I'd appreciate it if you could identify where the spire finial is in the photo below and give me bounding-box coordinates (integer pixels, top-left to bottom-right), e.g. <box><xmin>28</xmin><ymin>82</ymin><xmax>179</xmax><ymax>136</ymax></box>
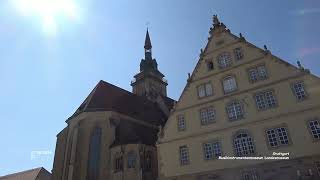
<box><xmin>213</xmin><ymin>15</ymin><xmax>220</xmax><ymax>26</ymax></box>
<box><xmin>144</xmin><ymin>29</ymin><xmax>152</xmax><ymax>50</ymax></box>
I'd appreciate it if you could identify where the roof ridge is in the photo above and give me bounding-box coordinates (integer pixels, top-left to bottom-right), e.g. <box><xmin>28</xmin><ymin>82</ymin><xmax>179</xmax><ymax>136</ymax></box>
<box><xmin>0</xmin><ymin>167</ymin><xmax>43</xmax><ymax>178</ymax></box>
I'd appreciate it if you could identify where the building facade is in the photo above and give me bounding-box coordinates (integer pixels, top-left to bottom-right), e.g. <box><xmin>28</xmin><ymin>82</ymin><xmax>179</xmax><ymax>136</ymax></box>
<box><xmin>51</xmin><ymin>31</ymin><xmax>175</xmax><ymax>180</ymax></box>
<box><xmin>157</xmin><ymin>16</ymin><xmax>320</xmax><ymax>180</ymax></box>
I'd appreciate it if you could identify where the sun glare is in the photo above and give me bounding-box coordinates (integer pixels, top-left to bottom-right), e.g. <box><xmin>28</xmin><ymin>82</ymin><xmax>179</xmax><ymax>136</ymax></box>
<box><xmin>13</xmin><ymin>0</ymin><xmax>79</xmax><ymax>36</ymax></box>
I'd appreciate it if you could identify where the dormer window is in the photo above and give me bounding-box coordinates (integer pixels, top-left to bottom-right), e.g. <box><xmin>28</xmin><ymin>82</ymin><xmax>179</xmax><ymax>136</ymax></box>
<box><xmin>217</xmin><ymin>52</ymin><xmax>232</xmax><ymax>69</ymax></box>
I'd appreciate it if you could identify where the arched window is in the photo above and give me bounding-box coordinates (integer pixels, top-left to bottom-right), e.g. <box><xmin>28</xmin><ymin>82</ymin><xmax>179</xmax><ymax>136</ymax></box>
<box><xmin>114</xmin><ymin>153</ymin><xmax>123</xmax><ymax>172</ymax></box>
<box><xmin>223</xmin><ymin>76</ymin><xmax>237</xmax><ymax>93</ymax></box>
<box><xmin>217</xmin><ymin>52</ymin><xmax>231</xmax><ymax>69</ymax></box>
<box><xmin>127</xmin><ymin>151</ymin><xmax>136</xmax><ymax>169</ymax></box>
<box><xmin>145</xmin><ymin>151</ymin><xmax>152</xmax><ymax>170</ymax></box>
<box><xmin>233</xmin><ymin>132</ymin><xmax>255</xmax><ymax>157</ymax></box>
<box><xmin>86</xmin><ymin>127</ymin><xmax>102</xmax><ymax>180</ymax></box>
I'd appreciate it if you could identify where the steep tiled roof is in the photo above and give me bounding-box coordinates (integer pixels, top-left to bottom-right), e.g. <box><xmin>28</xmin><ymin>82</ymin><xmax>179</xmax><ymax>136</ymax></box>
<box><xmin>72</xmin><ymin>80</ymin><xmax>174</xmax><ymax>126</ymax></box>
<box><xmin>0</xmin><ymin>167</ymin><xmax>51</xmax><ymax>180</ymax></box>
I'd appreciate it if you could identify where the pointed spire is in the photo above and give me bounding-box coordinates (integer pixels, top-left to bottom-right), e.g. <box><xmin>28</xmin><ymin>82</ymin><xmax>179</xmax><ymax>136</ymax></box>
<box><xmin>144</xmin><ymin>29</ymin><xmax>152</xmax><ymax>50</ymax></box>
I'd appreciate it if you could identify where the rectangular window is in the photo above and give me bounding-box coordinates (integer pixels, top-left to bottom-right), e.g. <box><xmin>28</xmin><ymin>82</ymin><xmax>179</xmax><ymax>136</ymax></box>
<box><xmin>255</xmin><ymin>90</ymin><xmax>277</xmax><ymax>110</ymax></box>
<box><xmin>223</xmin><ymin>76</ymin><xmax>237</xmax><ymax>93</ymax></box>
<box><xmin>200</xmin><ymin>107</ymin><xmax>215</xmax><ymax>125</ymax></box>
<box><xmin>308</xmin><ymin>119</ymin><xmax>320</xmax><ymax>140</ymax></box>
<box><xmin>241</xmin><ymin>169</ymin><xmax>259</xmax><ymax>180</ymax></box>
<box><xmin>248</xmin><ymin>65</ymin><xmax>268</xmax><ymax>83</ymax></box>
<box><xmin>197</xmin><ymin>83</ymin><xmax>213</xmax><ymax>98</ymax></box>
<box><xmin>292</xmin><ymin>81</ymin><xmax>307</xmax><ymax>101</ymax></box>
<box><xmin>266</xmin><ymin>127</ymin><xmax>289</xmax><ymax>148</ymax></box>
<box><xmin>234</xmin><ymin>47</ymin><xmax>244</xmax><ymax>60</ymax></box>
<box><xmin>203</xmin><ymin>141</ymin><xmax>222</xmax><ymax>160</ymax></box>
<box><xmin>179</xmin><ymin>145</ymin><xmax>189</xmax><ymax>165</ymax></box>
<box><xmin>226</xmin><ymin>101</ymin><xmax>244</xmax><ymax>121</ymax></box>
<box><xmin>315</xmin><ymin>161</ymin><xmax>320</xmax><ymax>177</ymax></box>
<box><xmin>177</xmin><ymin>114</ymin><xmax>186</xmax><ymax>131</ymax></box>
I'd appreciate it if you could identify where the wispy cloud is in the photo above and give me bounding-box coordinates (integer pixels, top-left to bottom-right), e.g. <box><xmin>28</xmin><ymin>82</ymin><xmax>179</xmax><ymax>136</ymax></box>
<box><xmin>299</xmin><ymin>47</ymin><xmax>320</xmax><ymax>57</ymax></box>
<box><xmin>297</xmin><ymin>8</ymin><xmax>320</xmax><ymax>15</ymax></box>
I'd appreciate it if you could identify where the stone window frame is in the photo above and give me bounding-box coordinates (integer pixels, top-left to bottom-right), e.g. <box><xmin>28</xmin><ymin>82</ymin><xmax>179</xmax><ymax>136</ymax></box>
<box><xmin>315</xmin><ymin>161</ymin><xmax>320</xmax><ymax>177</ymax></box>
<box><xmin>114</xmin><ymin>152</ymin><xmax>123</xmax><ymax>172</ymax></box>
<box><xmin>197</xmin><ymin>82</ymin><xmax>214</xmax><ymax>99</ymax></box>
<box><xmin>127</xmin><ymin>151</ymin><xmax>136</xmax><ymax>169</ymax></box>
<box><xmin>217</xmin><ymin>52</ymin><xmax>232</xmax><ymax>69</ymax></box>
<box><xmin>199</xmin><ymin>106</ymin><xmax>216</xmax><ymax>125</ymax></box>
<box><xmin>177</xmin><ymin>114</ymin><xmax>186</xmax><ymax>131</ymax></box>
<box><xmin>291</xmin><ymin>80</ymin><xmax>308</xmax><ymax>102</ymax></box>
<box><xmin>306</xmin><ymin>118</ymin><xmax>320</xmax><ymax>141</ymax></box>
<box><xmin>264</xmin><ymin>124</ymin><xmax>292</xmax><ymax>149</ymax></box>
<box><xmin>226</xmin><ymin>99</ymin><xmax>245</xmax><ymax>121</ymax></box>
<box><xmin>232</xmin><ymin>130</ymin><xmax>256</xmax><ymax>157</ymax></box>
<box><xmin>246</xmin><ymin>63</ymin><xmax>268</xmax><ymax>83</ymax></box>
<box><xmin>253</xmin><ymin>89</ymin><xmax>278</xmax><ymax>111</ymax></box>
<box><xmin>202</xmin><ymin>139</ymin><xmax>222</xmax><ymax>160</ymax></box>
<box><xmin>179</xmin><ymin>145</ymin><xmax>190</xmax><ymax>166</ymax></box>
<box><xmin>222</xmin><ymin>75</ymin><xmax>238</xmax><ymax>94</ymax></box>
<box><xmin>234</xmin><ymin>47</ymin><xmax>244</xmax><ymax>61</ymax></box>
<box><xmin>240</xmin><ymin>168</ymin><xmax>259</xmax><ymax>180</ymax></box>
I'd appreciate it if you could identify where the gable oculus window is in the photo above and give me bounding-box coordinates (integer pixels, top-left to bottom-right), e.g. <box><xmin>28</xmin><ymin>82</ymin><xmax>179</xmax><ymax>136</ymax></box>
<box><xmin>233</xmin><ymin>132</ymin><xmax>255</xmax><ymax>157</ymax></box>
<box><xmin>200</xmin><ymin>107</ymin><xmax>215</xmax><ymax>125</ymax></box>
<box><xmin>234</xmin><ymin>47</ymin><xmax>244</xmax><ymax>60</ymax></box>
<box><xmin>248</xmin><ymin>65</ymin><xmax>268</xmax><ymax>83</ymax></box>
<box><xmin>308</xmin><ymin>119</ymin><xmax>320</xmax><ymax>140</ymax></box>
<box><xmin>203</xmin><ymin>141</ymin><xmax>222</xmax><ymax>160</ymax></box>
<box><xmin>217</xmin><ymin>52</ymin><xmax>232</xmax><ymax>69</ymax></box>
<box><xmin>177</xmin><ymin>114</ymin><xmax>186</xmax><ymax>131</ymax></box>
<box><xmin>226</xmin><ymin>100</ymin><xmax>244</xmax><ymax>121</ymax></box>
<box><xmin>179</xmin><ymin>145</ymin><xmax>189</xmax><ymax>165</ymax></box>
<box><xmin>255</xmin><ymin>90</ymin><xmax>277</xmax><ymax>110</ymax></box>
<box><xmin>197</xmin><ymin>83</ymin><xmax>213</xmax><ymax>98</ymax></box>
<box><xmin>223</xmin><ymin>76</ymin><xmax>237</xmax><ymax>93</ymax></box>
<box><xmin>266</xmin><ymin>127</ymin><xmax>290</xmax><ymax>148</ymax></box>
<box><xmin>292</xmin><ymin>81</ymin><xmax>307</xmax><ymax>101</ymax></box>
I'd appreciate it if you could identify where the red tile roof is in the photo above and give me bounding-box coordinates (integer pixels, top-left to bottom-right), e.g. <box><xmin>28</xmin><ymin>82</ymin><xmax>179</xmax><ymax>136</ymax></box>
<box><xmin>0</xmin><ymin>167</ymin><xmax>51</xmax><ymax>180</ymax></box>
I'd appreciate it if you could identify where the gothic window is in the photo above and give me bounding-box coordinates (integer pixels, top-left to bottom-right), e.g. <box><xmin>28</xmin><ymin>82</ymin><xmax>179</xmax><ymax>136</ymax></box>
<box><xmin>315</xmin><ymin>161</ymin><xmax>320</xmax><ymax>177</ymax></box>
<box><xmin>177</xmin><ymin>114</ymin><xmax>186</xmax><ymax>131</ymax></box>
<box><xmin>241</xmin><ymin>169</ymin><xmax>259</xmax><ymax>180</ymax></box>
<box><xmin>127</xmin><ymin>151</ymin><xmax>136</xmax><ymax>169</ymax></box>
<box><xmin>292</xmin><ymin>81</ymin><xmax>307</xmax><ymax>101</ymax></box>
<box><xmin>114</xmin><ymin>153</ymin><xmax>123</xmax><ymax>172</ymax></box>
<box><xmin>203</xmin><ymin>141</ymin><xmax>222</xmax><ymax>160</ymax></box>
<box><xmin>234</xmin><ymin>47</ymin><xmax>244</xmax><ymax>60</ymax></box>
<box><xmin>266</xmin><ymin>127</ymin><xmax>290</xmax><ymax>148</ymax></box>
<box><xmin>308</xmin><ymin>119</ymin><xmax>320</xmax><ymax>140</ymax></box>
<box><xmin>226</xmin><ymin>100</ymin><xmax>244</xmax><ymax>121</ymax></box>
<box><xmin>248</xmin><ymin>65</ymin><xmax>268</xmax><ymax>83</ymax></box>
<box><xmin>86</xmin><ymin>127</ymin><xmax>102</xmax><ymax>180</ymax></box>
<box><xmin>200</xmin><ymin>107</ymin><xmax>215</xmax><ymax>125</ymax></box>
<box><xmin>223</xmin><ymin>76</ymin><xmax>237</xmax><ymax>93</ymax></box>
<box><xmin>197</xmin><ymin>83</ymin><xmax>213</xmax><ymax>98</ymax></box>
<box><xmin>145</xmin><ymin>151</ymin><xmax>152</xmax><ymax>170</ymax></box>
<box><xmin>179</xmin><ymin>145</ymin><xmax>189</xmax><ymax>165</ymax></box>
<box><xmin>217</xmin><ymin>52</ymin><xmax>232</xmax><ymax>69</ymax></box>
<box><xmin>233</xmin><ymin>132</ymin><xmax>255</xmax><ymax>157</ymax></box>
<box><xmin>255</xmin><ymin>90</ymin><xmax>277</xmax><ymax>110</ymax></box>
<box><xmin>207</xmin><ymin>61</ymin><xmax>214</xmax><ymax>71</ymax></box>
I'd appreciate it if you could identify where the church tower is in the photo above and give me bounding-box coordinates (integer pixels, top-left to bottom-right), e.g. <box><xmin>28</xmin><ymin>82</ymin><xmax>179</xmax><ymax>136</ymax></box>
<box><xmin>131</xmin><ymin>30</ymin><xmax>168</xmax><ymax>97</ymax></box>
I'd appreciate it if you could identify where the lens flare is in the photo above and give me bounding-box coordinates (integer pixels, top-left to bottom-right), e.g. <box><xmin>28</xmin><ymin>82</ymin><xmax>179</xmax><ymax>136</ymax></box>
<box><xmin>12</xmin><ymin>0</ymin><xmax>79</xmax><ymax>36</ymax></box>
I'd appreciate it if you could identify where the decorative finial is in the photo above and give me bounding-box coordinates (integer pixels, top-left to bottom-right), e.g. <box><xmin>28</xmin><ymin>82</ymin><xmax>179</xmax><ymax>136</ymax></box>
<box><xmin>187</xmin><ymin>73</ymin><xmax>192</xmax><ymax>82</ymax></box>
<box><xmin>240</xmin><ymin>33</ymin><xmax>243</xmax><ymax>38</ymax></box>
<box><xmin>264</xmin><ymin>45</ymin><xmax>268</xmax><ymax>51</ymax></box>
<box><xmin>297</xmin><ymin>60</ymin><xmax>302</xmax><ymax>69</ymax></box>
<box><xmin>213</xmin><ymin>15</ymin><xmax>220</xmax><ymax>26</ymax></box>
<box><xmin>239</xmin><ymin>33</ymin><xmax>246</xmax><ymax>41</ymax></box>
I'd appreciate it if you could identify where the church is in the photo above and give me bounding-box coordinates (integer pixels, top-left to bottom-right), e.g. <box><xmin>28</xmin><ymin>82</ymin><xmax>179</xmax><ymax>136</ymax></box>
<box><xmin>52</xmin><ymin>15</ymin><xmax>320</xmax><ymax>180</ymax></box>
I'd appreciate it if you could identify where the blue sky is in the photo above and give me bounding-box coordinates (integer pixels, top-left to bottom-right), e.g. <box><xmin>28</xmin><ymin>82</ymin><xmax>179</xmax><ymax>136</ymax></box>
<box><xmin>0</xmin><ymin>0</ymin><xmax>319</xmax><ymax>176</ymax></box>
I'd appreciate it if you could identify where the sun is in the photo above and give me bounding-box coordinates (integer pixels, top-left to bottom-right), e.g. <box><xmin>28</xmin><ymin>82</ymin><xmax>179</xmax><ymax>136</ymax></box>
<box><xmin>13</xmin><ymin>0</ymin><xmax>79</xmax><ymax>36</ymax></box>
